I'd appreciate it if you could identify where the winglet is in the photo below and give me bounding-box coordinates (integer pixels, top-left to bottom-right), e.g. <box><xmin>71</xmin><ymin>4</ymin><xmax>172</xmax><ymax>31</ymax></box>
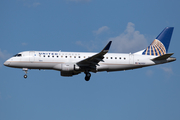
<box><xmin>76</xmin><ymin>41</ymin><xmax>112</xmax><ymax>66</ymax></box>
<box><xmin>102</xmin><ymin>41</ymin><xmax>112</xmax><ymax>53</ymax></box>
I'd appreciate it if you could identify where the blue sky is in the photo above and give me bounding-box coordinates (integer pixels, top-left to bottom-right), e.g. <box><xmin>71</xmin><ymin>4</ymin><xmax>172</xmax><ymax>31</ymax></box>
<box><xmin>0</xmin><ymin>0</ymin><xmax>180</xmax><ymax>120</ymax></box>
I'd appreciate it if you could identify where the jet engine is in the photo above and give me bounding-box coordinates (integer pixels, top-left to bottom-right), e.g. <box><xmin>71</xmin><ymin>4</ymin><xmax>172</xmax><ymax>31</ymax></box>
<box><xmin>60</xmin><ymin>63</ymin><xmax>80</xmax><ymax>77</ymax></box>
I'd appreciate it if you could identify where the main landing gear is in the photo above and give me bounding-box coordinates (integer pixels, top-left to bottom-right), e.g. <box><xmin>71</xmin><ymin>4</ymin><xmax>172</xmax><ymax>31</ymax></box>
<box><xmin>23</xmin><ymin>68</ymin><xmax>28</xmax><ymax>79</ymax></box>
<box><xmin>84</xmin><ymin>70</ymin><xmax>91</xmax><ymax>81</ymax></box>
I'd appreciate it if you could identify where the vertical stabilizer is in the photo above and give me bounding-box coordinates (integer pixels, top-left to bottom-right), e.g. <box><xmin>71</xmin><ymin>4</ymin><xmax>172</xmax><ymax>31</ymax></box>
<box><xmin>142</xmin><ymin>27</ymin><xmax>174</xmax><ymax>56</ymax></box>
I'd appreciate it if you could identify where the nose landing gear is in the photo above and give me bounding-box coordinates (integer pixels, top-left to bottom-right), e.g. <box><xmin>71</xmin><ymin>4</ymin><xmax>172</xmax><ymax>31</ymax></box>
<box><xmin>23</xmin><ymin>68</ymin><xmax>28</xmax><ymax>79</ymax></box>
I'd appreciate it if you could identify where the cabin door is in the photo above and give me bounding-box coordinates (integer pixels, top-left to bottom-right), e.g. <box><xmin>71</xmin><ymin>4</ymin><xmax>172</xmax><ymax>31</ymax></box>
<box><xmin>129</xmin><ymin>54</ymin><xmax>134</xmax><ymax>64</ymax></box>
<box><xmin>29</xmin><ymin>51</ymin><xmax>35</xmax><ymax>62</ymax></box>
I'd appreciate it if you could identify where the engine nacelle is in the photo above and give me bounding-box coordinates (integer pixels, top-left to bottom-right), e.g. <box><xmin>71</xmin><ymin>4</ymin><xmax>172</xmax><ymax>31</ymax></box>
<box><xmin>60</xmin><ymin>63</ymin><xmax>80</xmax><ymax>77</ymax></box>
<box><xmin>53</xmin><ymin>63</ymin><xmax>80</xmax><ymax>71</ymax></box>
<box><xmin>53</xmin><ymin>63</ymin><xmax>80</xmax><ymax>76</ymax></box>
<box><xmin>61</xmin><ymin>63</ymin><xmax>74</xmax><ymax>72</ymax></box>
<box><xmin>61</xmin><ymin>71</ymin><xmax>81</xmax><ymax>76</ymax></box>
<box><xmin>61</xmin><ymin>71</ymin><xmax>74</xmax><ymax>76</ymax></box>
<box><xmin>61</xmin><ymin>63</ymin><xmax>80</xmax><ymax>71</ymax></box>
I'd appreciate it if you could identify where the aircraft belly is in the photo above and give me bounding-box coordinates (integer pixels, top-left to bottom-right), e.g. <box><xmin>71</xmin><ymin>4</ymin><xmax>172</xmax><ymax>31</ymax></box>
<box><xmin>9</xmin><ymin>61</ymin><xmax>57</xmax><ymax>69</ymax></box>
<box><xmin>96</xmin><ymin>65</ymin><xmax>109</xmax><ymax>71</ymax></box>
<box><xmin>98</xmin><ymin>64</ymin><xmax>147</xmax><ymax>72</ymax></box>
<box><xmin>27</xmin><ymin>62</ymin><xmax>57</xmax><ymax>69</ymax></box>
<box><xmin>107</xmin><ymin>64</ymin><xmax>133</xmax><ymax>71</ymax></box>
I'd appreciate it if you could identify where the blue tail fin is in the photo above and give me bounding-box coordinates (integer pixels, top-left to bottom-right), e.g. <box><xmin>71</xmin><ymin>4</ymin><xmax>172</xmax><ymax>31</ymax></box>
<box><xmin>142</xmin><ymin>27</ymin><xmax>174</xmax><ymax>56</ymax></box>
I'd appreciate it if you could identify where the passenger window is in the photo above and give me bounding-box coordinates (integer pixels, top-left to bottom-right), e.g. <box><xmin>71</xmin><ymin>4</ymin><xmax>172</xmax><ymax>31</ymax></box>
<box><xmin>119</xmin><ymin>57</ymin><xmax>121</xmax><ymax>59</ymax></box>
<box><xmin>57</xmin><ymin>56</ymin><xmax>59</xmax><ymax>58</ymax></box>
<box><xmin>65</xmin><ymin>56</ymin><xmax>67</xmax><ymax>58</ymax></box>
<box><xmin>115</xmin><ymin>57</ymin><xmax>117</xmax><ymax>59</ymax></box>
<box><xmin>79</xmin><ymin>56</ymin><xmax>81</xmax><ymax>58</ymax></box>
<box><xmin>43</xmin><ymin>55</ymin><xmax>45</xmax><ymax>57</ymax></box>
<box><xmin>106</xmin><ymin>57</ymin><xmax>108</xmax><ymax>59</ymax></box>
<box><xmin>111</xmin><ymin>57</ymin><xmax>113</xmax><ymax>59</ymax></box>
<box><xmin>74</xmin><ymin>56</ymin><xmax>76</xmax><ymax>58</ymax></box>
<box><xmin>124</xmin><ymin>57</ymin><xmax>126</xmax><ymax>60</ymax></box>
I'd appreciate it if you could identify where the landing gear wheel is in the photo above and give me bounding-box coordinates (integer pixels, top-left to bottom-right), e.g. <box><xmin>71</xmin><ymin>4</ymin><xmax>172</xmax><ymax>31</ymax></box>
<box><xmin>85</xmin><ymin>73</ymin><xmax>91</xmax><ymax>81</ymax></box>
<box><xmin>24</xmin><ymin>74</ymin><xmax>27</xmax><ymax>79</ymax></box>
<box><xmin>23</xmin><ymin>68</ymin><xmax>28</xmax><ymax>79</ymax></box>
<box><xmin>85</xmin><ymin>76</ymin><xmax>90</xmax><ymax>81</ymax></box>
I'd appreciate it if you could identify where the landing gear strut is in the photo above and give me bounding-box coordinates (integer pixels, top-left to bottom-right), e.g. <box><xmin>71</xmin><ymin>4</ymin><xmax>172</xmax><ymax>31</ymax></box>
<box><xmin>84</xmin><ymin>70</ymin><xmax>91</xmax><ymax>81</ymax></box>
<box><xmin>23</xmin><ymin>68</ymin><xmax>28</xmax><ymax>79</ymax></box>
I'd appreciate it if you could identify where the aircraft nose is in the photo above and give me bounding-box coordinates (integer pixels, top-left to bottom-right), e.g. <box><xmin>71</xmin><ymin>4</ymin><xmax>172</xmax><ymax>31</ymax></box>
<box><xmin>4</xmin><ymin>61</ymin><xmax>10</xmax><ymax>66</ymax></box>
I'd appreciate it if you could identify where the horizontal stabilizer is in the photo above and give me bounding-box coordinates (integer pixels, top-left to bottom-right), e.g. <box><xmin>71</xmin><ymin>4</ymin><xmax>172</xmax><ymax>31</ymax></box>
<box><xmin>151</xmin><ymin>53</ymin><xmax>174</xmax><ymax>61</ymax></box>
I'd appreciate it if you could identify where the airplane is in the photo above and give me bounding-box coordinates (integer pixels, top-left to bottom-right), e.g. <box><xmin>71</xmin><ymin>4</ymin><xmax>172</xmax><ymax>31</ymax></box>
<box><xmin>4</xmin><ymin>27</ymin><xmax>176</xmax><ymax>81</ymax></box>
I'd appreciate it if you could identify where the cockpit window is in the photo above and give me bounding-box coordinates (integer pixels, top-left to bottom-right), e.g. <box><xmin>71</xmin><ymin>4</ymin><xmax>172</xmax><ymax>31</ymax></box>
<box><xmin>14</xmin><ymin>54</ymin><xmax>22</xmax><ymax>57</ymax></box>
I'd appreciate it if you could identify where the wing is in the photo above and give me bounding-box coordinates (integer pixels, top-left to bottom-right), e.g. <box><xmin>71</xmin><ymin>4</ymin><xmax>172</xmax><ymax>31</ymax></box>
<box><xmin>77</xmin><ymin>41</ymin><xmax>112</xmax><ymax>67</ymax></box>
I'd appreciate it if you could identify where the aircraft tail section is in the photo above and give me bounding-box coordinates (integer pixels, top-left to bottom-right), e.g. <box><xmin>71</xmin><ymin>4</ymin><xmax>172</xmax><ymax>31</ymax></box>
<box><xmin>151</xmin><ymin>53</ymin><xmax>174</xmax><ymax>61</ymax></box>
<box><xmin>142</xmin><ymin>27</ymin><xmax>174</xmax><ymax>56</ymax></box>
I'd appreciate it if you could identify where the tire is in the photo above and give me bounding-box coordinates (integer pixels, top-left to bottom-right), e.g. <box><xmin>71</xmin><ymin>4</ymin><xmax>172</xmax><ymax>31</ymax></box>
<box><xmin>24</xmin><ymin>75</ymin><xmax>27</xmax><ymax>79</ymax></box>
<box><xmin>85</xmin><ymin>76</ymin><xmax>90</xmax><ymax>81</ymax></box>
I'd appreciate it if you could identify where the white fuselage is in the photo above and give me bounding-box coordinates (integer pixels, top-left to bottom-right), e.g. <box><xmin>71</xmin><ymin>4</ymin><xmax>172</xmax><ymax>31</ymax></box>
<box><xmin>4</xmin><ymin>51</ymin><xmax>174</xmax><ymax>73</ymax></box>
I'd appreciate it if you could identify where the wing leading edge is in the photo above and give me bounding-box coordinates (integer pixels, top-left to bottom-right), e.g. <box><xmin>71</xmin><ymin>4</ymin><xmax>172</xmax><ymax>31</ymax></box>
<box><xmin>77</xmin><ymin>41</ymin><xmax>112</xmax><ymax>67</ymax></box>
